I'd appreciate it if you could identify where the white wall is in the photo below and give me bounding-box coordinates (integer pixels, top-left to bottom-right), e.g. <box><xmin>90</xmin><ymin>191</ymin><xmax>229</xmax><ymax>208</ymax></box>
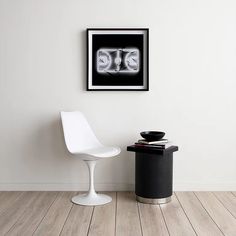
<box><xmin>0</xmin><ymin>0</ymin><xmax>236</xmax><ymax>191</ymax></box>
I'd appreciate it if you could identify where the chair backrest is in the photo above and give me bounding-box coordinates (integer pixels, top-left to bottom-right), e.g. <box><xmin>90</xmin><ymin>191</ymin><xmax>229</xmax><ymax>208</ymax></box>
<box><xmin>60</xmin><ymin>111</ymin><xmax>101</xmax><ymax>153</ymax></box>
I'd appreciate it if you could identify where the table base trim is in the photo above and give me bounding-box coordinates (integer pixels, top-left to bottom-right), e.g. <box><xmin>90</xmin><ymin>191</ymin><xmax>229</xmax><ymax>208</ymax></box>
<box><xmin>136</xmin><ymin>195</ymin><xmax>171</xmax><ymax>204</ymax></box>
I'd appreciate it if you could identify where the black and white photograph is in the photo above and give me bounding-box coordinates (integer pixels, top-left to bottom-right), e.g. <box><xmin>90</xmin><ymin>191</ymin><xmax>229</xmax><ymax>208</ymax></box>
<box><xmin>87</xmin><ymin>28</ymin><xmax>149</xmax><ymax>91</ymax></box>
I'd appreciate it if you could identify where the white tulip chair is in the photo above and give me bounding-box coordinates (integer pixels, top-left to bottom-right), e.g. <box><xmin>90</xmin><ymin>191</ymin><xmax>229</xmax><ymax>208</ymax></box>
<box><xmin>61</xmin><ymin>111</ymin><xmax>120</xmax><ymax>206</ymax></box>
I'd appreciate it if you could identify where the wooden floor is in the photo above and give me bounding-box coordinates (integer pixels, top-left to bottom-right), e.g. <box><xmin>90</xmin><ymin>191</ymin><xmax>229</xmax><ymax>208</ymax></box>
<box><xmin>0</xmin><ymin>192</ymin><xmax>236</xmax><ymax>236</ymax></box>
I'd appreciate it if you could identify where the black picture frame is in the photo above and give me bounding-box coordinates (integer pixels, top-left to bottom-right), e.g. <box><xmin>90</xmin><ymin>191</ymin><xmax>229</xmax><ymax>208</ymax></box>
<box><xmin>87</xmin><ymin>28</ymin><xmax>149</xmax><ymax>91</ymax></box>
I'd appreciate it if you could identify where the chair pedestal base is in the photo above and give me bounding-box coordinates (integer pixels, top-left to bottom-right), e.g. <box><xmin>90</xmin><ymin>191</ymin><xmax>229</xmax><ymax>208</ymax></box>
<box><xmin>72</xmin><ymin>161</ymin><xmax>112</xmax><ymax>206</ymax></box>
<box><xmin>71</xmin><ymin>193</ymin><xmax>112</xmax><ymax>206</ymax></box>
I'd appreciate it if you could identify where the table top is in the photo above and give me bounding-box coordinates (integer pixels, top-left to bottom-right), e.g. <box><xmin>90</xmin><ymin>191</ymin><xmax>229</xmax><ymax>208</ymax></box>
<box><xmin>127</xmin><ymin>145</ymin><xmax>178</xmax><ymax>155</ymax></box>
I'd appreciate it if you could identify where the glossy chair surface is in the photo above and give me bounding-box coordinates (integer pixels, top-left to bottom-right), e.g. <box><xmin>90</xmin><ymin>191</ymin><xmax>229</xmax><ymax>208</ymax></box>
<box><xmin>61</xmin><ymin>111</ymin><xmax>120</xmax><ymax>205</ymax></box>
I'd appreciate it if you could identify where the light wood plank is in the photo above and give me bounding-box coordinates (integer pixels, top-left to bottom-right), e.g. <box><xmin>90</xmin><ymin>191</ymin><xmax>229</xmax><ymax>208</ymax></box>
<box><xmin>160</xmin><ymin>194</ymin><xmax>196</xmax><ymax>236</ymax></box>
<box><xmin>139</xmin><ymin>202</ymin><xmax>169</xmax><ymax>236</ymax></box>
<box><xmin>0</xmin><ymin>191</ymin><xmax>23</xmax><ymax>215</ymax></box>
<box><xmin>196</xmin><ymin>191</ymin><xmax>236</xmax><ymax>236</ymax></box>
<box><xmin>116</xmin><ymin>192</ymin><xmax>142</xmax><ymax>236</ymax></box>
<box><xmin>176</xmin><ymin>192</ymin><xmax>223</xmax><ymax>236</ymax></box>
<box><xmin>6</xmin><ymin>191</ymin><xmax>58</xmax><ymax>236</ymax></box>
<box><xmin>213</xmin><ymin>192</ymin><xmax>236</xmax><ymax>218</ymax></box>
<box><xmin>0</xmin><ymin>191</ymin><xmax>235</xmax><ymax>236</ymax></box>
<box><xmin>60</xmin><ymin>194</ymin><xmax>93</xmax><ymax>236</ymax></box>
<box><xmin>0</xmin><ymin>192</ymin><xmax>41</xmax><ymax>235</ymax></box>
<box><xmin>33</xmin><ymin>191</ymin><xmax>75</xmax><ymax>236</ymax></box>
<box><xmin>88</xmin><ymin>192</ymin><xmax>116</xmax><ymax>236</ymax></box>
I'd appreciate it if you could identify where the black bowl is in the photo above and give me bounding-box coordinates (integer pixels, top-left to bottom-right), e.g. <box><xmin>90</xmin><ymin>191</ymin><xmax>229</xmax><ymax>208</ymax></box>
<box><xmin>140</xmin><ymin>131</ymin><xmax>165</xmax><ymax>141</ymax></box>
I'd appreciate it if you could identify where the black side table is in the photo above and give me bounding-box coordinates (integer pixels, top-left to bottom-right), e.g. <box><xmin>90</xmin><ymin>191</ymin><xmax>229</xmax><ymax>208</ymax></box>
<box><xmin>127</xmin><ymin>145</ymin><xmax>178</xmax><ymax>204</ymax></box>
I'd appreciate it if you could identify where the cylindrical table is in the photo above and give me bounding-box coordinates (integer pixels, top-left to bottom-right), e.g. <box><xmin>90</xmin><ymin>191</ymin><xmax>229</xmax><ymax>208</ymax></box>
<box><xmin>127</xmin><ymin>145</ymin><xmax>178</xmax><ymax>204</ymax></box>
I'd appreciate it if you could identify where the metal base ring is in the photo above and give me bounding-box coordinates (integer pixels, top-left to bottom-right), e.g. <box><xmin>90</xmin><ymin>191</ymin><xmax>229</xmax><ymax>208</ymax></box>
<box><xmin>136</xmin><ymin>195</ymin><xmax>171</xmax><ymax>205</ymax></box>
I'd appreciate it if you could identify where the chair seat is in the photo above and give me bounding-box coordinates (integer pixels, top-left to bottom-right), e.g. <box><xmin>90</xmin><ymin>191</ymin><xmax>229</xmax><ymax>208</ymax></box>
<box><xmin>79</xmin><ymin>146</ymin><xmax>121</xmax><ymax>158</ymax></box>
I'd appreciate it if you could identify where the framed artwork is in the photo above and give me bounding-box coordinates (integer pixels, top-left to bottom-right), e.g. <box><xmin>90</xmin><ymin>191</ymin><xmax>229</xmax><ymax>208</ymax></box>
<box><xmin>87</xmin><ymin>28</ymin><xmax>149</xmax><ymax>91</ymax></box>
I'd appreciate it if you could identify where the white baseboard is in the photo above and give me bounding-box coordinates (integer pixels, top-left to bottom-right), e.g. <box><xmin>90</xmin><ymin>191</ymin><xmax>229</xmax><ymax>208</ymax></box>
<box><xmin>0</xmin><ymin>183</ymin><xmax>134</xmax><ymax>191</ymax></box>
<box><xmin>173</xmin><ymin>182</ymin><xmax>236</xmax><ymax>191</ymax></box>
<box><xmin>0</xmin><ymin>182</ymin><xmax>236</xmax><ymax>191</ymax></box>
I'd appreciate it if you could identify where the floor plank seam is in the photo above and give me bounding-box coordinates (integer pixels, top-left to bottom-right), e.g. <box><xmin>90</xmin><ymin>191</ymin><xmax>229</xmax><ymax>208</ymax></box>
<box><xmin>87</xmin><ymin>206</ymin><xmax>95</xmax><ymax>236</ymax></box>
<box><xmin>4</xmin><ymin>202</ymin><xmax>30</xmax><ymax>234</ymax></box>
<box><xmin>2</xmin><ymin>192</ymin><xmax>26</xmax><ymax>235</ymax></box>
<box><xmin>212</xmin><ymin>192</ymin><xmax>236</xmax><ymax>220</ymax></box>
<box><xmin>137</xmin><ymin>202</ymin><xmax>143</xmax><ymax>236</ymax></box>
<box><xmin>231</xmin><ymin>192</ymin><xmax>236</xmax><ymax>198</ymax></box>
<box><xmin>174</xmin><ymin>192</ymin><xmax>198</xmax><ymax>236</ymax></box>
<box><xmin>31</xmin><ymin>191</ymin><xmax>60</xmax><ymax>235</ymax></box>
<box><xmin>193</xmin><ymin>192</ymin><xmax>226</xmax><ymax>236</ymax></box>
<box><xmin>0</xmin><ymin>191</ymin><xmax>24</xmax><ymax>218</ymax></box>
<box><xmin>159</xmin><ymin>204</ymin><xmax>170</xmax><ymax>236</ymax></box>
<box><xmin>59</xmin><ymin>201</ymin><xmax>74</xmax><ymax>236</ymax></box>
<box><xmin>114</xmin><ymin>192</ymin><xmax>117</xmax><ymax>236</ymax></box>
<box><xmin>4</xmin><ymin>192</ymin><xmax>41</xmax><ymax>235</ymax></box>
